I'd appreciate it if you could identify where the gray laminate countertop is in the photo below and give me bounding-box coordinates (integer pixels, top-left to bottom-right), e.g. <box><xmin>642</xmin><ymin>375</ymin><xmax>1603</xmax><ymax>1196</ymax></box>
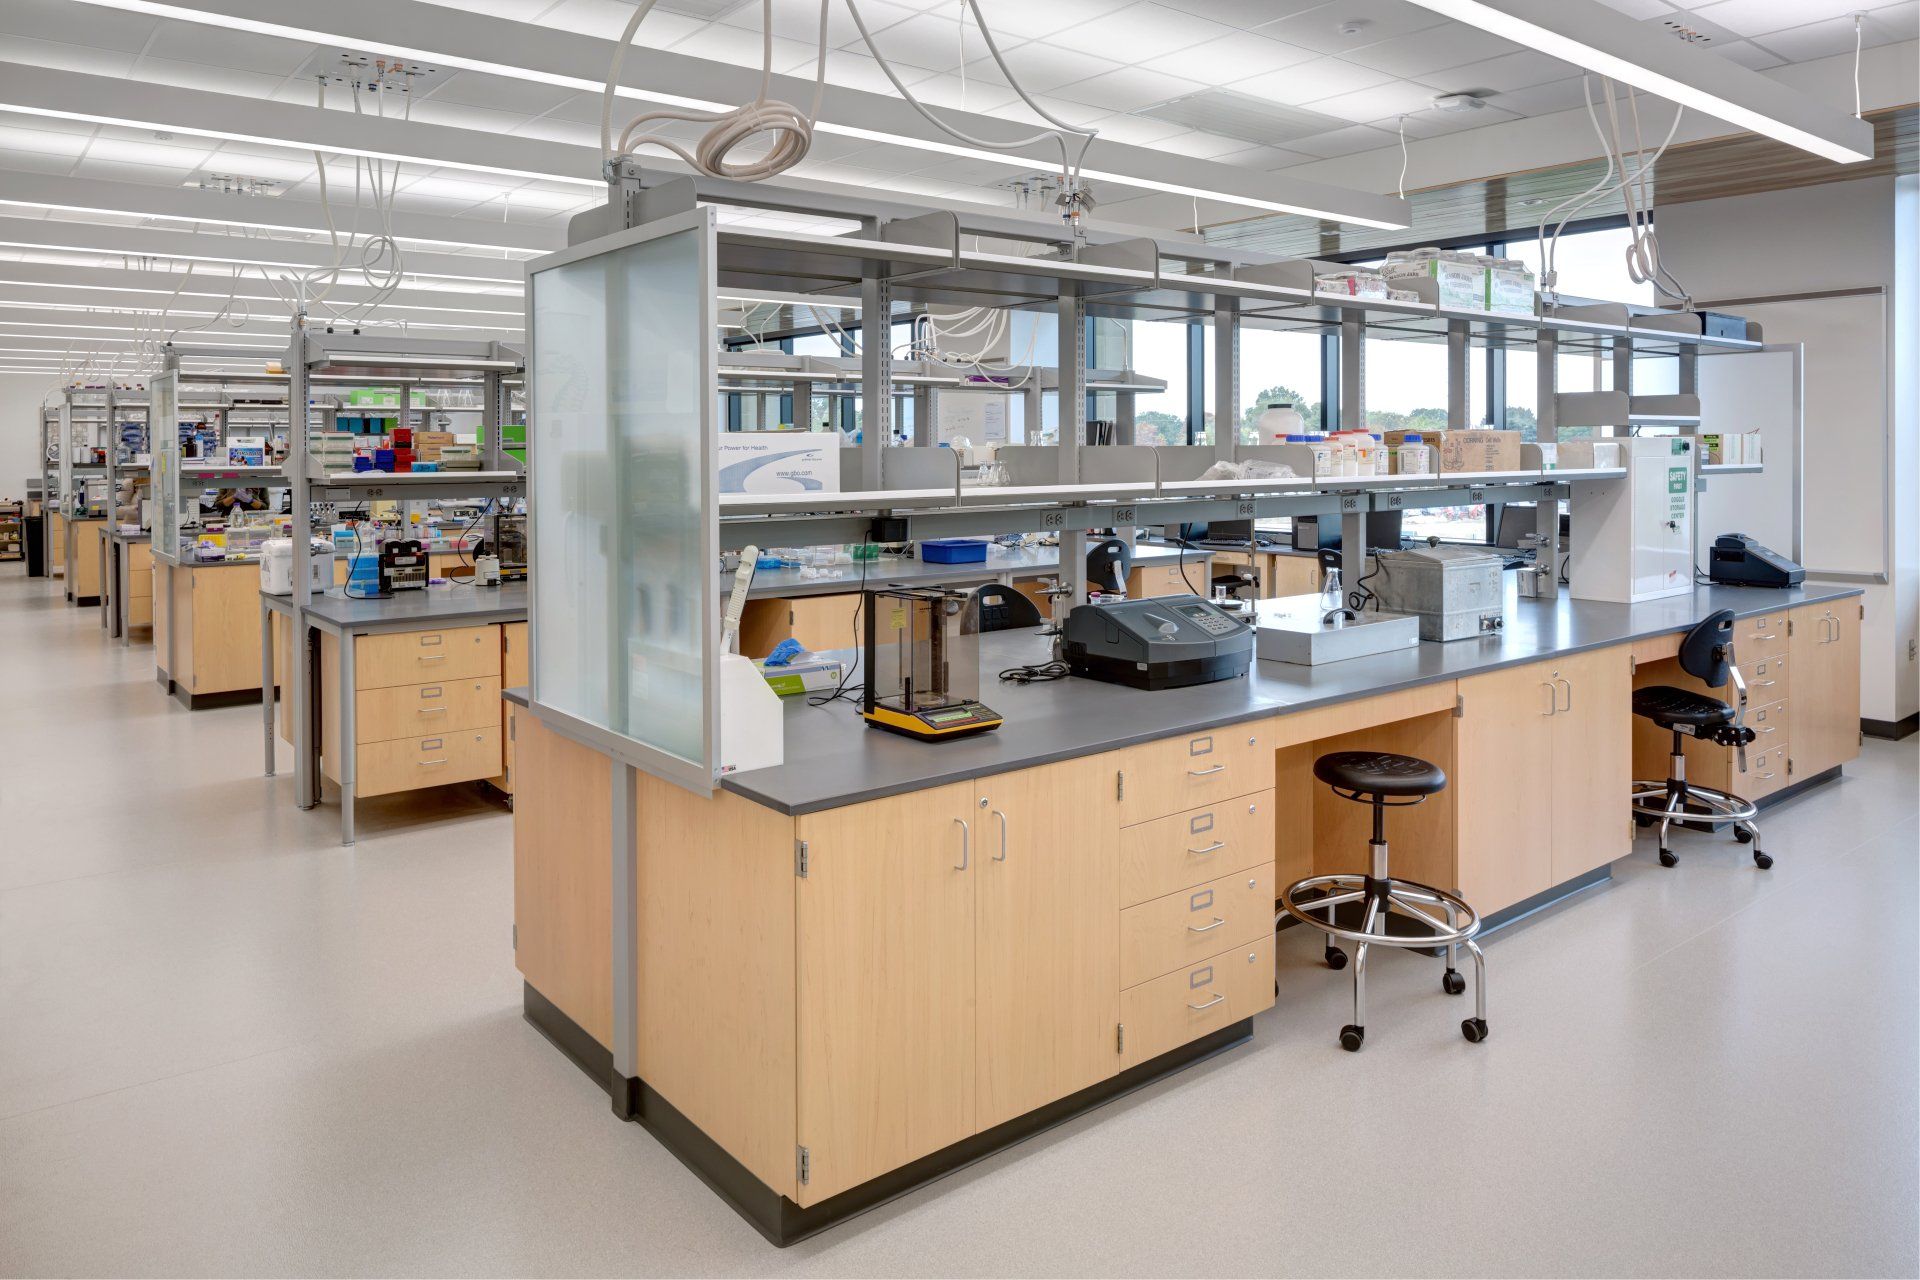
<box><xmin>719</xmin><ymin>582</ymin><xmax>1861</xmax><ymax>815</ymax></box>
<box><xmin>261</xmin><ymin>582</ymin><xmax>529</xmax><ymax>633</ymax></box>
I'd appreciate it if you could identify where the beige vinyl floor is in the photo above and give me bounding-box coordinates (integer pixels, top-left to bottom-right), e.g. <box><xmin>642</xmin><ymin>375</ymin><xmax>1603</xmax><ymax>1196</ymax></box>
<box><xmin>1</xmin><ymin>565</ymin><xmax>1915</xmax><ymax>1278</ymax></box>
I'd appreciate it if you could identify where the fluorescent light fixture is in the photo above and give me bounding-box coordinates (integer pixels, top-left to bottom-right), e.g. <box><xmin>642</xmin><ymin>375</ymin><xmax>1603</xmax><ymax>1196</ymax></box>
<box><xmin>58</xmin><ymin>0</ymin><xmax>1409</xmax><ymax>227</ymax></box>
<box><xmin>1399</xmin><ymin>0</ymin><xmax>1874</xmax><ymax>163</ymax></box>
<box><xmin>0</xmin><ymin>297</ymin><xmax>522</xmax><ymax>332</ymax></box>
<box><xmin>0</xmin><ymin>279</ymin><xmax>523</xmax><ymax>318</ymax></box>
<box><xmin>0</xmin><ymin>198</ymin><xmax>547</xmax><ymax>258</ymax></box>
<box><xmin>0</xmin><ymin>239</ymin><xmax>521</xmax><ymax>289</ymax></box>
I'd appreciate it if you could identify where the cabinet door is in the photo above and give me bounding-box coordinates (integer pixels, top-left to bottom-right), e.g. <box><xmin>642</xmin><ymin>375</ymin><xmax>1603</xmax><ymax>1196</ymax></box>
<box><xmin>1549</xmin><ymin>645</ymin><xmax>1633</xmax><ymax>884</ymax></box>
<box><xmin>1791</xmin><ymin>602</ymin><xmax>1862</xmax><ymax>776</ymax></box>
<box><xmin>1455</xmin><ymin>661</ymin><xmax>1556</xmax><ymax>913</ymax></box>
<box><xmin>795</xmin><ymin>782</ymin><xmax>977</xmax><ymax>1205</ymax></box>
<box><xmin>975</xmin><ymin>758</ymin><xmax>1120</xmax><ymax>1129</ymax></box>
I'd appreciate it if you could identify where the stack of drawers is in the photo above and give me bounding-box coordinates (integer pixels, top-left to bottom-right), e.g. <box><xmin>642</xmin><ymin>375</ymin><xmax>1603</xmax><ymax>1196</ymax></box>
<box><xmin>347</xmin><ymin>625</ymin><xmax>502</xmax><ymax>797</ymax></box>
<box><xmin>125</xmin><ymin>541</ymin><xmax>153</xmax><ymax>628</ymax></box>
<box><xmin>1113</xmin><ymin>725</ymin><xmax>1276</xmax><ymax>1068</ymax></box>
<box><xmin>1736</xmin><ymin>613</ymin><xmax>1792</xmax><ymax>798</ymax></box>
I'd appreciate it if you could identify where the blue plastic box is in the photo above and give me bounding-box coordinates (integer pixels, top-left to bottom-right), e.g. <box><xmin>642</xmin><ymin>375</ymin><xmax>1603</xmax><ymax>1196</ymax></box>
<box><xmin>920</xmin><ymin>538</ymin><xmax>989</xmax><ymax>564</ymax></box>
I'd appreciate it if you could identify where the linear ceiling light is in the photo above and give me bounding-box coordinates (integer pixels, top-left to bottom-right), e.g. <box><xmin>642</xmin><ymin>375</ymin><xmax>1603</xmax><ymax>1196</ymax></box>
<box><xmin>1398</xmin><ymin>0</ymin><xmax>1873</xmax><ymax>163</ymax></box>
<box><xmin>59</xmin><ymin>0</ymin><xmax>1408</xmax><ymax>227</ymax></box>
<box><xmin>0</xmin><ymin>280</ymin><xmax>524</xmax><ymax>318</ymax></box>
<box><xmin>0</xmin><ymin>239</ymin><xmax>522</xmax><ymax>289</ymax></box>
<box><xmin>0</xmin><ymin>297</ymin><xmax>522</xmax><ymax>332</ymax></box>
<box><xmin>0</xmin><ymin>198</ymin><xmax>549</xmax><ymax>258</ymax></box>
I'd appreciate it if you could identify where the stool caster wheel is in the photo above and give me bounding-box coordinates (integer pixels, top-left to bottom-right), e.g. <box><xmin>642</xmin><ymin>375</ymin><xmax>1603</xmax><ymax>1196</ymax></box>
<box><xmin>1753</xmin><ymin>850</ymin><xmax>1774</xmax><ymax>870</ymax></box>
<box><xmin>1339</xmin><ymin>1024</ymin><xmax>1364</xmax><ymax>1052</ymax></box>
<box><xmin>1325</xmin><ymin>947</ymin><xmax>1348</xmax><ymax>971</ymax></box>
<box><xmin>1462</xmin><ymin>1018</ymin><xmax>1488</xmax><ymax>1044</ymax></box>
<box><xmin>1658</xmin><ymin>848</ymin><xmax>1679</xmax><ymax>868</ymax></box>
<box><xmin>1733</xmin><ymin>826</ymin><xmax>1754</xmax><ymax>843</ymax></box>
<box><xmin>1442</xmin><ymin>968</ymin><xmax>1465</xmax><ymax>995</ymax></box>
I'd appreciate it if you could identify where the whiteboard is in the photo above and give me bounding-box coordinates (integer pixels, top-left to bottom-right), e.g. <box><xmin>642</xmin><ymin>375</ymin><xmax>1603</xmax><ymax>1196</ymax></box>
<box><xmin>1697</xmin><ymin>346</ymin><xmax>1796</xmax><ymax>564</ymax></box>
<box><xmin>1708</xmin><ymin>293</ymin><xmax>1887</xmax><ymax>577</ymax></box>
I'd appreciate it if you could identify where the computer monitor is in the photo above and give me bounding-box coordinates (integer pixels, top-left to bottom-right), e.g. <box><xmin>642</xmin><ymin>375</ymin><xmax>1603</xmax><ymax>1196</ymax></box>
<box><xmin>1291</xmin><ymin>511</ymin><xmax>1402</xmax><ymax>551</ymax></box>
<box><xmin>1495</xmin><ymin>502</ymin><xmax>1570</xmax><ymax>549</ymax></box>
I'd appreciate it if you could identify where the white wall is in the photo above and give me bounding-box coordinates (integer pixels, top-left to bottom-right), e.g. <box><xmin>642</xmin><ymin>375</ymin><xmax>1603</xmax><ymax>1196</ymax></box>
<box><xmin>0</xmin><ymin>373</ymin><xmax>54</xmax><ymax>502</ymax></box>
<box><xmin>1658</xmin><ymin>176</ymin><xmax>1919</xmax><ymax>728</ymax></box>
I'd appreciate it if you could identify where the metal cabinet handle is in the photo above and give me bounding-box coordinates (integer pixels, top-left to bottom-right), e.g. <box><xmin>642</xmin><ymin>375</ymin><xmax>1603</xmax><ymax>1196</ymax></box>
<box><xmin>417</xmin><ymin>653</ymin><xmax>446</xmax><ymax>662</ymax></box>
<box><xmin>1753</xmin><ymin>633</ymin><xmax>1777</xmax><ymax>642</ymax></box>
<box><xmin>1555</xmin><ymin>676</ymin><xmax>1572</xmax><ymax>714</ymax></box>
<box><xmin>419</xmin><ymin>758</ymin><xmax>447</xmax><ymax>767</ymax></box>
<box><xmin>1188</xmin><ymin>916</ymin><xmax>1226</xmax><ymax>934</ymax></box>
<box><xmin>1188</xmin><ymin>764</ymin><xmax>1226</xmax><ymax>777</ymax></box>
<box><xmin>953</xmin><ymin>817</ymin><xmax>969</xmax><ymax>871</ymax></box>
<box><xmin>1187</xmin><ymin>841</ymin><xmax>1226</xmax><ymax>856</ymax></box>
<box><xmin>418</xmin><ymin>705</ymin><xmax>448</xmax><ymax>716</ymax></box>
<box><xmin>1187</xmin><ymin>992</ymin><xmax>1227</xmax><ymax>1011</ymax></box>
<box><xmin>1542</xmin><ymin>681</ymin><xmax>1557</xmax><ymax>716</ymax></box>
<box><xmin>992</xmin><ymin>809</ymin><xmax>1008</xmax><ymax>862</ymax></box>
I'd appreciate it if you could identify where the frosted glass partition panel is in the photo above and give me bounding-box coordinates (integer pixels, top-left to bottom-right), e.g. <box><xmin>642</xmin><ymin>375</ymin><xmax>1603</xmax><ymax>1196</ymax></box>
<box><xmin>527</xmin><ymin>209</ymin><xmax>719</xmax><ymax>792</ymax></box>
<box><xmin>151</xmin><ymin>371</ymin><xmax>179</xmax><ymax>561</ymax></box>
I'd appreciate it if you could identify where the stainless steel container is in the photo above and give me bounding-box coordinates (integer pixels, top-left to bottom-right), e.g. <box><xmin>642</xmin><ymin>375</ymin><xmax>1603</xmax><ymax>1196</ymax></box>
<box><xmin>1367</xmin><ymin>546</ymin><xmax>1506</xmax><ymax>641</ymax></box>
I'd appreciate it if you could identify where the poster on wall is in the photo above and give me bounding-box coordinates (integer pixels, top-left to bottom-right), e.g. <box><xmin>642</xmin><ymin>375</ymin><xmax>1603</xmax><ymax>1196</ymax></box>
<box><xmin>716</xmin><ymin>434</ymin><xmax>840</xmax><ymax>494</ymax></box>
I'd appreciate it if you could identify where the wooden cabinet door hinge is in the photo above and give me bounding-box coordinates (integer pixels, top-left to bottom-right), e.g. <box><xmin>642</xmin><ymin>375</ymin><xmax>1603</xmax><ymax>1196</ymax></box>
<box><xmin>795</xmin><ymin>839</ymin><xmax>809</xmax><ymax>878</ymax></box>
<box><xmin>1116</xmin><ymin>1022</ymin><xmax>1125</xmax><ymax>1055</ymax></box>
<box><xmin>1453</xmin><ymin>693</ymin><xmax>1465</xmax><ymax>718</ymax></box>
<box><xmin>1787</xmin><ymin>618</ymin><xmax>1794</xmax><ymax>637</ymax></box>
<box><xmin>797</xmin><ymin>1145</ymin><xmax>811</xmax><ymax>1186</ymax></box>
<box><xmin>1115</xmin><ymin>770</ymin><xmax>1125</xmax><ymax>801</ymax></box>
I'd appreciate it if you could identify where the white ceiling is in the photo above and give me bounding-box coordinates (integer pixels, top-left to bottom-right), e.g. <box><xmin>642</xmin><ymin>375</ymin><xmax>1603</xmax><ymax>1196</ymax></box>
<box><xmin>0</xmin><ymin>0</ymin><xmax>1910</xmax><ymax>375</ymax></box>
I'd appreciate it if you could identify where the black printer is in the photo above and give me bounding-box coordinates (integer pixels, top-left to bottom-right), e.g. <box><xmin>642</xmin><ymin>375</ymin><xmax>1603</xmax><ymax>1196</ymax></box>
<box><xmin>1708</xmin><ymin>533</ymin><xmax>1804</xmax><ymax>588</ymax></box>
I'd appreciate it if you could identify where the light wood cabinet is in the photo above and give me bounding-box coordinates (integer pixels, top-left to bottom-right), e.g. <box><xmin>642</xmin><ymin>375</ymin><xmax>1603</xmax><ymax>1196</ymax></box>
<box><xmin>1454</xmin><ymin>663</ymin><xmax>1557</xmax><ymax>912</ymax></box>
<box><xmin>1128</xmin><ymin>557</ymin><xmax>1211</xmax><ymax>599</ymax></box>
<box><xmin>1789</xmin><ymin>600</ymin><xmax>1861</xmax><ymax>778</ymax></box>
<box><xmin>1548</xmin><ymin>645</ymin><xmax>1634</xmax><ymax>886</ymax></box>
<box><xmin>974</xmin><ymin>757</ymin><xmax>1120</xmax><ymax>1130</ymax></box>
<box><xmin>356</xmin><ymin>625</ymin><xmax>499</xmax><ymax>688</ymax></box>
<box><xmin>738</xmin><ymin>593</ymin><xmax>861</xmax><ymax>658</ymax></box>
<box><xmin>794</xmin><ymin>783</ymin><xmax>979</xmax><ymax>1206</ymax></box>
<box><xmin>355</xmin><ymin>676</ymin><xmax>500</xmax><ymax>743</ymax></box>
<box><xmin>1456</xmin><ymin>645</ymin><xmax>1630</xmax><ymax>913</ymax></box>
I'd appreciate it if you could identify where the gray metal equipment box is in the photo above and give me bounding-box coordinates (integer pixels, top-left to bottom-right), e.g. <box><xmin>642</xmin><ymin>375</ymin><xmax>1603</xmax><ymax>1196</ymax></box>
<box><xmin>1254</xmin><ymin>596</ymin><xmax>1420</xmax><ymax>665</ymax></box>
<box><xmin>1367</xmin><ymin>546</ymin><xmax>1506</xmax><ymax>641</ymax></box>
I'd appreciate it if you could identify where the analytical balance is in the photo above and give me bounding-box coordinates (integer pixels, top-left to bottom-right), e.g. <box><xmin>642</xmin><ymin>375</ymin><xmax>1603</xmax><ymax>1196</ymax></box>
<box><xmin>861</xmin><ymin>586</ymin><xmax>1002</xmax><ymax>741</ymax></box>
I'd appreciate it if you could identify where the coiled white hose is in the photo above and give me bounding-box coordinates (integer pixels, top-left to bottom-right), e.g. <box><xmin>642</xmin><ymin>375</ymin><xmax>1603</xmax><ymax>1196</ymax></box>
<box><xmin>601</xmin><ymin>0</ymin><xmax>828</xmax><ymax>181</ymax></box>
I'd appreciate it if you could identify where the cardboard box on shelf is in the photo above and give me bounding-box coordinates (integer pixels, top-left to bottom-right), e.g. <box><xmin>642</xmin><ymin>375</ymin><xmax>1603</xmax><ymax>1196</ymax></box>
<box><xmin>1555</xmin><ymin>439</ymin><xmax>1623</xmax><ymax>470</ymax></box>
<box><xmin>1435</xmin><ymin>429</ymin><xmax>1522</xmax><ymax>473</ymax></box>
<box><xmin>412</xmin><ymin>430</ymin><xmax>456</xmax><ymax>461</ymax></box>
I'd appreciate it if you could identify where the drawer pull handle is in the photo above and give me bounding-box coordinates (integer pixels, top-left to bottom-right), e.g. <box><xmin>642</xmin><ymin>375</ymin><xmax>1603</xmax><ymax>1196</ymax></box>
<box><xmin>1187</xmin><ymin>992</ymin><xmax>1227</xmax><ymax>1011</ymax></box>
<box><xmin>1753</xmin><ymin>632</ymin><xmax>1777</xmax><ymax>642</ymax></box>
<box><xmin>417</xmin><ymin>653</ymin><xmax>447</xmax><ymax>663</ymax></box>
<box><xmin>1188</xmin><ymin>764</ymin><xmax>1226</xmax><ymax>777</ymax></box>
<box><xmin>953</xmin><ymin>817</ymin><xmax>969</xmax><ymax>871</ymax></box>
<box><xmin>1188</xmin><ymin>916</ymin><xmax>1226</xmax><ymax>934</ymax></box>
<box><xmin>1756</xmin><ymin>771</ymin><xmax>1776</xmax><ymax>781</ymax></box>
<box><xmin>419</xmin><ymin>758</ymin><xmax>448</xmax><ymax>767</ymax></box>
<box><xmin>1187</xmin><ymin>841</ymin><xmax>1226</xmax><ymax>856</ymax></box>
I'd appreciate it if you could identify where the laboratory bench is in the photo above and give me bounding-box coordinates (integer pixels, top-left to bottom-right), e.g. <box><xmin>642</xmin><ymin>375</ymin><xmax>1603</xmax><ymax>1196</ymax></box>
<box><xmin>104</xmin><ymin>531</ymin><xmax>152</xmax><ymax>642</ymax></box>
<box><xmin>152</xmin><ymin>556</ymin><xmax>272</xmax><ymax>708</ymax></box>
<box><xmin>64</xmin><ymin>516</ymin><xmax>106</xmax><ymax>606</ymax></box>
<box><xmin>733</xmin><ymin>542</ymin><xmax>1212</xmax><ymax>657</ymax></box>
<box><xmin>264</xmin><ymin>584</ymin><xmax>529</xmax><ymax>844</ymax></box>
<box><xmin>508</xmin><ymin>580</ymin><xmax>1863</xmax><ymax>1246</ymax></box>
